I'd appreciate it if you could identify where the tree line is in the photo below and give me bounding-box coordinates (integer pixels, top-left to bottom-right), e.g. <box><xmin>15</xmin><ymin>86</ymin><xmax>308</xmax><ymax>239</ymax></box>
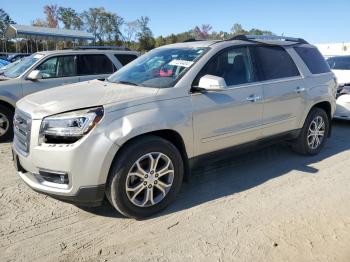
<box><xmin>0</xmin><ymin>6</ymin><xmax>273</xmax><ymax>53</ymax></box>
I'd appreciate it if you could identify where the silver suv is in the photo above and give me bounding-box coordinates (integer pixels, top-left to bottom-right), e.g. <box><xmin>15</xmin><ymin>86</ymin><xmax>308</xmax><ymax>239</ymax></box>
<box><xmin>0</xmin><ymin>47</ymin><xmax>139</xmax><ymax>141</ymax></box>
<box><xmin>12</xmin><ymin>35</ymin><xmax>337</xmax><ymax>218</ymax></box>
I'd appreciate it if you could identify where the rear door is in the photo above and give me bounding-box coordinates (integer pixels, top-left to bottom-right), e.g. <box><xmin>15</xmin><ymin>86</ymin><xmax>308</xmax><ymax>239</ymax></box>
<box><xmin>114</xmin><ymin>53</ymin><xmax>138</xmax><ymax>67</ymax></box>
<box><xmin>22</xmin><ymin>55</ymin><xmax>78</xmax><ymax>96</ymax></box>
<box><xmin>252</xmin><ymin>46</ymin><xmax>306</xmax><ymax>137</ymax></box>
<box><xmin>77</xmin><ymin>54</ymin><xmax>116</xmax><ymax>82</ymax></box>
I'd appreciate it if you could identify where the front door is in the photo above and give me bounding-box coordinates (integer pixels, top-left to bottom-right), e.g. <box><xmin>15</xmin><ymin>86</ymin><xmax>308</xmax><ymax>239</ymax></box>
<box><xmin>191</xmin><ymin>46</ymin><xmax>264</xmax><ymax>156</ymax></box>
<box><xmin>22</xmin><ymin>55</ymin><xmax>78</xmax><ymax>96</ymax></box>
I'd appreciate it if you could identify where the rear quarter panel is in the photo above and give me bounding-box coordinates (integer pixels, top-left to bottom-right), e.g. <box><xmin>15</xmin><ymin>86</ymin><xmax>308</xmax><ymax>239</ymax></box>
<box><xmin>299</xmin><ymin>72</ymin><xmax>337</xmax><ymax>127</ymax></box>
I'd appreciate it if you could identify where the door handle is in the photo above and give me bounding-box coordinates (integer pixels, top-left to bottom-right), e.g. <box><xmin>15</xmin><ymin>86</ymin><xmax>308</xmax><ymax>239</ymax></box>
<box><xmin>246</xmin><ymin>95</ymin><xmax>261</xmax><ymax>102</ymax></box>
<box><xmin>295</xmin><ymin>87</ymin><xmax>306</xmax><ymax>93</ymax></box>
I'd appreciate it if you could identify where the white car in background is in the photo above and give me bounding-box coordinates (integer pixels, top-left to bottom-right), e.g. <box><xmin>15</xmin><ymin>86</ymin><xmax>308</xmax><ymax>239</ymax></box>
<box><xmin>326</xmin><ymin>56</ymin><xmax>350</xmax><ymax>120</ymax></box>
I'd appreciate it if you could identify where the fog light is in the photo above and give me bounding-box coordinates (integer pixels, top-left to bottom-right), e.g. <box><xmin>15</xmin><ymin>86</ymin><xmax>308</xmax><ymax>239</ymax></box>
<box><xmin>39</xmin><ymin>170</ymin><xmax>69</xmax><ymax>184</ymax></box>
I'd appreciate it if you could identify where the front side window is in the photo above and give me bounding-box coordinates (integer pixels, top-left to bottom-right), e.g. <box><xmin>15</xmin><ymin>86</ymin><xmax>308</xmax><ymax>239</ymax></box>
<box><xmin>77</xmin><ymin>54</ymin><xmax>114</xmax><ymax>75</ymax></box>
<box><xmin>36</xmin><ymin>56</ymin><xmax>76</xmax><ymax>79</ymax></box>
<box><xmin>327</xmin><ymin>56</ymin><xmax>350</xmax><ymax>70</ymax></box>
<box><xmin>193</xmin><ymin>47</ymin><xmax>256</xmax><ymax>87</ymax></box>
<box><xmin>108</xmin><ymin>47</ymin><xmax>208</xmax><ymax>88</ymax></box>
<box><xmin>254</xmin><ymin>46</ymin><xmax>300</xmax><ymax>80</ymax></box>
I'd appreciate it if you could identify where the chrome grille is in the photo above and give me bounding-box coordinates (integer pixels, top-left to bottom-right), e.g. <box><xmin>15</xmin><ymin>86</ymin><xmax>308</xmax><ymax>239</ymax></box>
<box><xmin>14</xmin><ymin>110</ymin><xmax>31</xmax><ymax>154</ymax></box>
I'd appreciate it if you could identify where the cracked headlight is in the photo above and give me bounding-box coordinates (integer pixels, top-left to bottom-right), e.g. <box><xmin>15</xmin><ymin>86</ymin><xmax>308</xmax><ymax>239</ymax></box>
<box><xmin>39</xmin><ymin>107</ymin><xmax>104</xmax><ymax>144</ymax></box>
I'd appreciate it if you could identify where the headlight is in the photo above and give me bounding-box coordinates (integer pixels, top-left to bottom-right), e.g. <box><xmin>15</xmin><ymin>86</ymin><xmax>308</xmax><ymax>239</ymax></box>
<box><xmin>39</xmin><ymin>107</ymin><xmax>104</xmax><ymax>144</ymax></box>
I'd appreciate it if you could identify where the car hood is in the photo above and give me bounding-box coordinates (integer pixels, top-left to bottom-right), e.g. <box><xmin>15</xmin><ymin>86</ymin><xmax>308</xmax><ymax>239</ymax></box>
<box><xmin>17</xmin><ymin>79</ymin><xmax>159</xmax><ymax>119</ymax></box>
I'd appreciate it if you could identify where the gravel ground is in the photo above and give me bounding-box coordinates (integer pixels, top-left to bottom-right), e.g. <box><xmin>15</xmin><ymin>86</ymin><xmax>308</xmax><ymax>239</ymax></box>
<box><xmin>1</xmin><ymin>121</ymin><xmax>350</xmax><ymax>262</ymax></box>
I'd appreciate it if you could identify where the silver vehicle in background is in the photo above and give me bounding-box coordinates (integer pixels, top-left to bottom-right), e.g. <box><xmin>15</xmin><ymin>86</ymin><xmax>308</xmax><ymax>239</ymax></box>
<box><xmin>13</xmin><ymin>35</ymin><xmax>336</xmax><ymax>218</ymax></box>
<box><xmin>0</xmin><ymin>47</ymin><xmax>139</xmax><ymax>141</ymax></box>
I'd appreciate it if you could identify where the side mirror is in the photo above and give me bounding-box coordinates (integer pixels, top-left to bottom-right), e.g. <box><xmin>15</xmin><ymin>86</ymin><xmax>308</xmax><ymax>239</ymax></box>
<box><xmin>27</xmin><ymin>70</ymin><xmax>42</xmax><ymax>81</ymax></box>
<box><xmin>196</xmin><ymin>75</ymin><xmax>227</xmax><ymax>92</ymax></box>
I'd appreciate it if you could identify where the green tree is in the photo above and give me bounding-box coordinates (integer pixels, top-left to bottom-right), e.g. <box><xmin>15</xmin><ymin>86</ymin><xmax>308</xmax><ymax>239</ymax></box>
<box><xmin>231</xmin><ymin>23</ymin><xmax>247</xmax><ymax>35</ymax></box>
<box><xmin>82</xmin><ymin>7</ymin><xmax>123</xmax><ymax>44</ymax></box>
<box><xmin>248</xmin><ymin>28</ymin><xmax>273</xmax><ymax>36</ymax></box>
<box><xmin>58</xmin><ymin>7</ymin><xmax>83</xmax><ymax>30</ymax></box>
<box><xmin>82</xmin><ymin>7</ymin><xmax>102</xmax><ymax>43</ymax></box>
<box><xmin>0</xmin><ymin>9</ymin><xmax>15</xmax><ymax>37</ymax></box>
<box><xmin>136</xmin><ymin>16</ymin><xmax>154</xmax><ymax>51</ymax></box>
<box><xmin>102</xmin><ymin>11</ymin><xmax>124</xmax><ymax>42</ymax></box>
<box><xmin>124</xmin><ymin>20</ymin><xmax>138</xmax><ymax>42</ymax></box>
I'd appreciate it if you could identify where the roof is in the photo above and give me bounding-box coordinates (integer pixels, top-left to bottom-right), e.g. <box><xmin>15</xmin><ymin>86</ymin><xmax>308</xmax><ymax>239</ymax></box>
<box><xmin>157</xmin><ymin>38</ymin><xmax>312</xmax><ymax>50</ymax></box>
<box><xmin>4</xmin><ymin>24</ymin><xmax>94</xmax><ymax>41</ymax></box>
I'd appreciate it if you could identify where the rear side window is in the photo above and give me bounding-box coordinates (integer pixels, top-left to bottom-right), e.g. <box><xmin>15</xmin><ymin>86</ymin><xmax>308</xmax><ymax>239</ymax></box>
<box><xmin>114</xmin><ymin>54</ymin><xmax>138</xmax><ymax>66</ymax></box>
<box><xmin>254</xmin><ymin>46</ymin><xmax>300</xmax><ymax>80</ymax></box>
<box><xmin>294</xmin><ymin>46</ymin><xmax>330</xmax><ymax>74</ymax></box>
<box><xmin>327</xmin><ymin>56</ymin><xmax>350</xmax><ymax>70</ymax></box>
<box><xmin>77</xmin><ymin>54</ymin><xmax>114</xmax><ymax>75</ymax></box>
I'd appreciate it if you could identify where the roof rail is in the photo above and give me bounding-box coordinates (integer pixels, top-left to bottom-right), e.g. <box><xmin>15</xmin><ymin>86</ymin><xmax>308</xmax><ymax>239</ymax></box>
<box><xmin>74</xmin><ymin>45</ymin><xmax>131</xmax><ymax>51</ymax></box>
<box><xmin>228</xmin><ymin>35</ymin><xmax>309</xmax><ymax>44</ymax></box>
<box><xmin>182</xmin><ymin>38</ymin><xmax>206</xmax><ymax>43</ymax></box>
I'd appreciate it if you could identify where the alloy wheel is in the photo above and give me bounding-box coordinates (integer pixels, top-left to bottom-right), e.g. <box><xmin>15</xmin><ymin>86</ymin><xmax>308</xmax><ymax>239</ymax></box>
<box><xmin>307</xmin><ymin>116</ymin><xmax>325</xmax><ymax>150</ymax></box>
<box><xmin>125</xmin><ymin>152</ymin><xmax>175</xmax><ymax>207</ymax></box>
<box><xmin>0</xmin><ymin>113</ymin><xmax>9</xmax><ymax>137</ymax></box>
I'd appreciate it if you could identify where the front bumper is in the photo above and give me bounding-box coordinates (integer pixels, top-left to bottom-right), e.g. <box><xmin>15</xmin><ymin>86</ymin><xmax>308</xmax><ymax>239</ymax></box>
<box><xmin>12</xmin><ymin>118</ymin><xmax>119</xmax><ymax>205</ymax></box>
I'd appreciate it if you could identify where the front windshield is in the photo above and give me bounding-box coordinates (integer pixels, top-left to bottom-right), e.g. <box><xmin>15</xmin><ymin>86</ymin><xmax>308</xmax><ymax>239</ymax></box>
<box><xmin>108</xmin><ymin>47</ymin><xmax>208</xmax><ymax>88</ymax></box>
<box><xmin>4</xmin><ymin>53</ymin><xmax>44</xmax><ymax>78</ymax></box>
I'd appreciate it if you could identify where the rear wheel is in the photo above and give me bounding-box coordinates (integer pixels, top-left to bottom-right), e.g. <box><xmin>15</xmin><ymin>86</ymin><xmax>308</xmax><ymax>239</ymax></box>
<box><xmin>106</xmin><ymin>136</ymin><xmax>184</xmax><ymax>219</ymax></box>
<box><xmin>0</xmin><ymin>105</ymin><xmax>14</xmax><ymax>142</ymax></box>
<box><xmin>292</xmin><ymin>108</ymin><xmax>329</xmax><ymax>155</ymax></box>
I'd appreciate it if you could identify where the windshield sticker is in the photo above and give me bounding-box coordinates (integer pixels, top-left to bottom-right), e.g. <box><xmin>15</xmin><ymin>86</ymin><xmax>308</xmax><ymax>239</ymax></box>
<box><xmin>169</xmin><ymin>59</ymin><xmax>194</xmax><ymax>68</ymax></box>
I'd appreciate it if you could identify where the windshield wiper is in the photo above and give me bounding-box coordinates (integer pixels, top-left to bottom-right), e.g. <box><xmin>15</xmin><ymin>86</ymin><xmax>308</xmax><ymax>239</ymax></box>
<box><xmin>116</xmin><ymin>80</ymin><xmax>141</xmax><ymax>86</ymax></box>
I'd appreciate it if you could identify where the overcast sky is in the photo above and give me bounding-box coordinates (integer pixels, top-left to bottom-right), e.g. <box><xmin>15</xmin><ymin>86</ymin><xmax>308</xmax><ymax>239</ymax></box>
<box><xmin>2</xmin><ymin>0</ymin><xmax>349</xmax><ymax>44</ymax></box>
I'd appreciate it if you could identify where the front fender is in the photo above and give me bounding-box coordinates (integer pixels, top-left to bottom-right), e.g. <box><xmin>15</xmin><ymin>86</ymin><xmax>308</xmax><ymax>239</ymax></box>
<box><xmin>0</xmin><ymin>81</ymin><xmax>22</xmax><ymax>107</ymax></box>
<box><xmin>104</xmin><ymin>98</ymin><xmax>194</xmax><ymax>158</ymax></box>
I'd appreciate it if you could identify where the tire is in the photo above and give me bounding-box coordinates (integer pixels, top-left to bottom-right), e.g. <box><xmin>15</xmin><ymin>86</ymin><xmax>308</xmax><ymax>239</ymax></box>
<box><xmin>106</xmin><ymin>135</ymin><xmax>184</xmax><ymax>219</ymax></box>
<box><xmin>0</xmin><ymin>104</ymin><xmax>14</xmax><ymax>143</ymax></box>
<box><xmin>292</xmin><ymin>107</ymin><xmax>329</xmax><ymax>155</ymax></box>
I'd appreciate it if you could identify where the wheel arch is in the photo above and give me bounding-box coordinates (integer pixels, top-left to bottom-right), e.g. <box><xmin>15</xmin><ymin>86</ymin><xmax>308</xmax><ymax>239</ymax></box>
<box><xmin>110</xmin><ymin>129</ymin><xmax>191</xmax><ymax>182</ymax></box>
<box><xmin>310</xmin><ymin>101</ymin><xmax>332</xmax><ymax>137</ymax></box>
<box><xmin>0</xmin><ymin>99</ymin><xmax>15</xmax><ymax>112</ymax></box>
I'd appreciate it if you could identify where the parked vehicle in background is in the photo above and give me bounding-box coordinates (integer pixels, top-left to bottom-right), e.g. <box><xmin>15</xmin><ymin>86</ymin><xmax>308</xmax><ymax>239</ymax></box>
<box><xmin>7</xmin><ymin>53</ymin><xmax>31</xmax><ymax>63</ymax></box>
<box><xmin>326</xmin><ymin>56</ymin><xmax>350</xmax><ymax>120</ymax></box>
<box><xmin>13</xmin><ymin>35</ymin><xmax>336</xmax><ymax>218</ymax></box>
<box><xmin>0</xmin><ymin>59</ymin><xmax>23</xmax><ymax>75</ymax></box>
<box><xmin>327</xmin><ymin>55</ymin><xmax>350</xmax><ymax>85</ymax></box>
<box><xmin>0</xmin><ymin>47</ymin><xmax>139</xmax><ymax>141</ymax></box>
<box><xmin>0</xmin><ymin>59</ymin><xmax>10</xmax><ymax>68</ymax></box>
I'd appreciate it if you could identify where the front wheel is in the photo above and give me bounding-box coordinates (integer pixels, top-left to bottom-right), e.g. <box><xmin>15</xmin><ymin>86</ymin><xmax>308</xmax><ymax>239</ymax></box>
<box><xmin>292</xmin><ymin>108</ymin><xmax>329</xmax><ymax>155</ymax></box>
<box><xmin>0</xmin><ymin>105</ymin><xmax>14</xmax><ymax>143</ymax></box>
<box><xmin>106</xmin><ymin>136</ymin><xmax>184</xmax><ymax>219</ymax></box>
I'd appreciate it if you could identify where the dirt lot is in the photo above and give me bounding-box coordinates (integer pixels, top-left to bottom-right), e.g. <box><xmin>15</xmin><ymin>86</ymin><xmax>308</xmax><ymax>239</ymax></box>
<box><xmin>1</xmin><ymin>121</ymin><xmax>350</xmax><ymax>262</ymax></box>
